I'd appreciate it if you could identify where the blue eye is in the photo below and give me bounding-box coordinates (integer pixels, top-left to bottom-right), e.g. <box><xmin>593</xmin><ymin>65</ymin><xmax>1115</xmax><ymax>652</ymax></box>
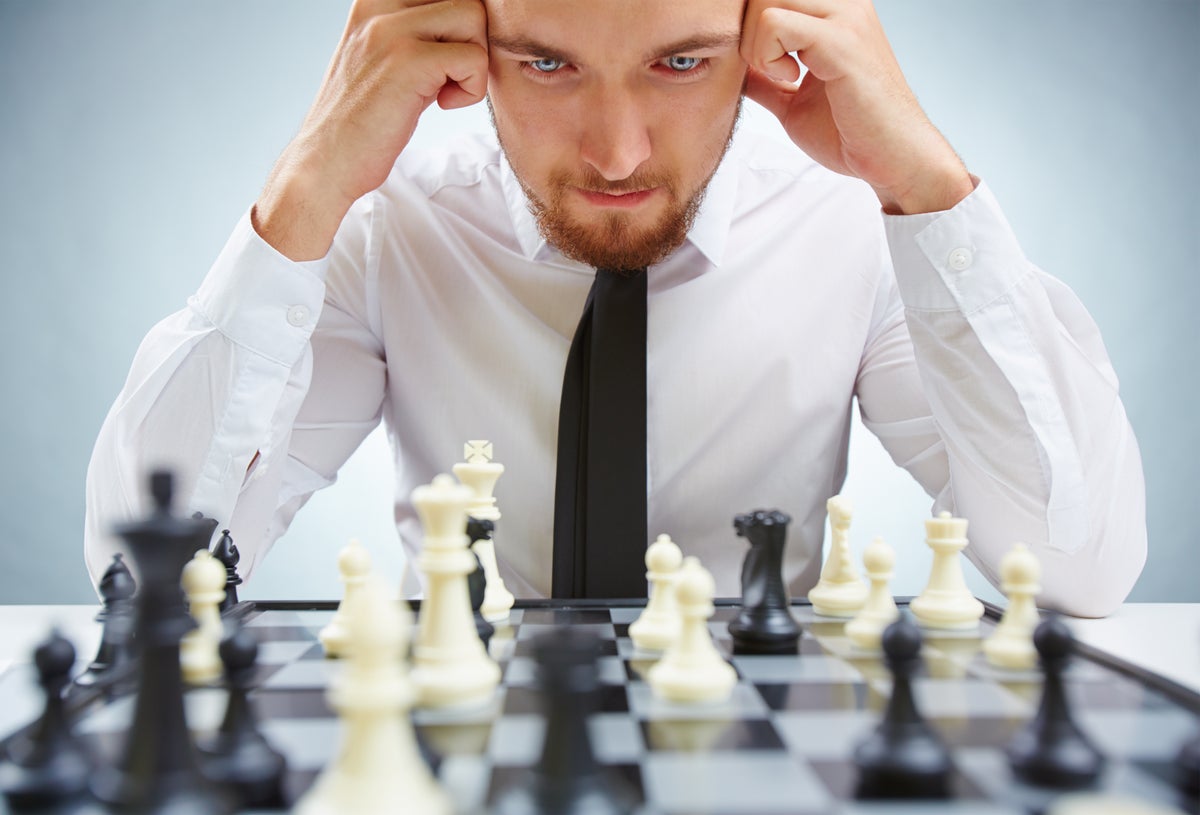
<box><xmin>529</xmin><ymin>57</ymin><xmax>564</xmax><ymax>73</ymax></box>
<box><xmin>665</xmin><ymin>56</ymin><xmax>701</xmax><ymax>72</ymax></box>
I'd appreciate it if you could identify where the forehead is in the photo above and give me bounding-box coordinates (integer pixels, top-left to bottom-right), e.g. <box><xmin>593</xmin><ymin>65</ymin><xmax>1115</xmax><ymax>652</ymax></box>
<box><xmin>486</xmin><ymin>0</ymin><xmax>744</xmax><ymax>56</ymax></box>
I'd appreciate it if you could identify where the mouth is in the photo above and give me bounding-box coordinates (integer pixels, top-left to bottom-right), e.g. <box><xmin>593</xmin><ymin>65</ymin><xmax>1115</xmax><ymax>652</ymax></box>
<box><xmin>575</xmin><ymin>187</ymin><xmax>658</xmax><ymax>209</ymax></box>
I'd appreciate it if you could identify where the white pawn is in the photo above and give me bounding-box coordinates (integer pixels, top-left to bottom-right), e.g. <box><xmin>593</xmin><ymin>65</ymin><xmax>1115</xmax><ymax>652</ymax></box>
<box><xmin>910</xmin><ymin>512</ymin><xmax>984</xmax><ymax>630</ymax></box>
<box><xmin>320</xmin><ymin>539</ymin><xmax>372</xmax><ymax>658</ymax></box>
<box><xmin>648</xmin><ymin>558</ymin><xmax>737</xmax><ymax>704</ymax></box>
<box><xmin>984</xmin><ymin>543</ymin><xmax>1042</xmax><ymax>670</ymax></box>
<box><xmin>294</xmin><ymin>576</ymin><xmax>451</xmax><ymax>815</ymax></box>
<box><xmin>410</xmin><ymin>474</ymin><xmax>501</xmax><ymax>709</ymax></box>
<box><xmin>845</xmin><ymin>537</ymin><xmax>900</xmax><ymax>651</ymax></box>
<box><xmin>180</xmin><ymin>548</ymin><xmax>225</xmax><ymax>685</ymax></box>
<box><xmin>808</xmin><ymin>495</ymin><xmax>869</xmax><ymax>618</ymax></box>
<box><xmin>629</xmin><ymin>534</ymin><xmax>683</xmax><ymax>652</ymax></box>
<box><xmin>453</xmin><ymin>440</ymin><xmax>515</xmax><ymax>622</ymax></box>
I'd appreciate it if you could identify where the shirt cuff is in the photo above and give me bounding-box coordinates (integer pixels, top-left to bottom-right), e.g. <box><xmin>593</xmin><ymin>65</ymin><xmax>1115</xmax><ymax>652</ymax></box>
<box><xmin>883</xmin><ymin>179</ymin><xmax>1032</xmax><ymax>314</ymax></box>
<box><xmin>191</xmin><ymin>208</ymin><xmax>329</xmax><ymax>367</ymax></box>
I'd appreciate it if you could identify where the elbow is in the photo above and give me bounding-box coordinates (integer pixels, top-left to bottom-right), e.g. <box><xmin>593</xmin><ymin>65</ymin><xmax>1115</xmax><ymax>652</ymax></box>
<box><xmin>1036</xmin><ymin>524</ymin><xmax>1147</xmax><ymax>619</ymax></box>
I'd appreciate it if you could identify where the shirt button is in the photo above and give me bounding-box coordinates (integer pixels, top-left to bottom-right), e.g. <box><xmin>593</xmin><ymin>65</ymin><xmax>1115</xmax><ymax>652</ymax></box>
<box><xmin>286</xmin><ymin>305</ymin><xmax>311</xmax><ymax>327</ymax></box>
<box><xmin>947</xmin><ymin>248</ymin><xmax>974</xmax><ymax>272</ymax></box>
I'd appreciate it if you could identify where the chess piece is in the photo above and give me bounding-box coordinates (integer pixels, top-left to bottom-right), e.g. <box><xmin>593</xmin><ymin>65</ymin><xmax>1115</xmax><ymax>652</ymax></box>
<box><xmin>89</xmin><ymin>470</ymin><xmax>235</xmax><ymax>814</ymax></box>
<box><xmin>984</xmin><ymin>543</ymin><xmax>1042</xmax><ymax>670</ymax></box>
<box><xmin>629</xmin><ymin>534</ymin><xmax>683</xmax><ymax>652</ymax></box>
<box><xmin>909</xmin><ymin>511</ymin><xmax>984</xmax><ymax>630</ymax></box>
<box><xmin>200</xmin><ymin>626</ymin><xmax>287</xmax><ymax>808</ymax></box>
<box><xmin>649</xmin><ymin>557</ymin><xmax>737</xmax><ymax>704</ymax></box>
<box><xmin>191</xmin><ymin>511</ymin><xmax>220</xmax><ymax>546</ymax></box>
<box><xmin>845</xmin><ymin>537</ymin><xmax>900</xmax><ymax>651</ymax></box>
<box><xmin>410</xmin><ymin>474</ymin><xmax>501</xmax><ymax>708</ymax></box>
<box><xmin>1007</xmin><ymin>615</ymin><xmax>1106</xmax><ymax>788</ymax></box>
<box><xmin>0</xmin><ymin>630</ymin><xmax>92</xmax><ymax>808</ymax></box>
<box><xmin>1046</xmin><ymin>793</ymin><xmax>1191</xmax><ymax>815</ymax></box>
<box><xmin>464</xmin><ymin>529</ymin><xmax>495</xmax><ymax>647</ymax></box>
<box><xmin>73</xmin><ymin>552</ymin><xmax>137</xmax><ymax>693</ymax></box>
<box><xmin>180</xmin><ymin>548</ymin><xmax>225</xmax><ymax>685</ymax></box>
<box><xmin>728</xmin><ymin>509</ymin><xmax>801</xmax><ymax>654</ymax></box>
<box><xmin>294</xmin><ymin>576</ymin><xmax>451</xmax><ymax>815</ymax></box>
<box><xmin>1177</xmin><ymin>722</ymin><xmax>1200</xmax><ymax>798</ymax></box>
<box><xmin>320</xmin><ymin>538</ymin><xmax>372</xmax><ymax>658</ymax></box>
<box><xmin>493</xmin><ymin>628</ymin><xmax>636</xmax><ymax>815</ymax></box>
<box><xmin>454</xmin><ymin>439</ymin><xmax>515</xmax><ymax>622</ymax></box>
<box><xmin>808</xmin><ymin>495</ymin><xmax>868</xmax><ymax>618</ymax></box>
<box><xmin>854</xmin><ymin>615</ymin><xmax>952</xmax><ymax>799</ymax></box>
<box><xmin>212</xmin><ymin>529</ymin><xmax>242</xmax><ymax>613</ymax></box>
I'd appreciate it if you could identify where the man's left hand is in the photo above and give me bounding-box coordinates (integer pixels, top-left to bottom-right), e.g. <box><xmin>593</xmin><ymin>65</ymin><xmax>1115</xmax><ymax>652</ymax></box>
<box><xmin>741</xmin><ymin>0</ymin><xmax>974</xmax><ymax>214</ymax></box>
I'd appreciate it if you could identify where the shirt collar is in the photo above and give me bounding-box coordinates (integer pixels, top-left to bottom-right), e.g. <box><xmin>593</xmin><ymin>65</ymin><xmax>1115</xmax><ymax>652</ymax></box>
<box><xmin>499</xmin><ymin>146</ymin><xmax>738</xmax><ymax>269</ymax></box>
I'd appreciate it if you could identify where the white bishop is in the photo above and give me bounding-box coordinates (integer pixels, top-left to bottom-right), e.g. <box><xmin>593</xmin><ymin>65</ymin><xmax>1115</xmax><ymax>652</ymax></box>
<box><xmin>808</xmin><ymin>495</ymin><xmax>868</xmax><ymax>618</ymax></box>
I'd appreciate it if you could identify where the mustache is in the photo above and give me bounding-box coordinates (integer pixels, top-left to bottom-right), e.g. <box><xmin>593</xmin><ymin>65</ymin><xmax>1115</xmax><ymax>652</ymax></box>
<box><xmin>556</xmin><ymin>167</ymin><xmax>674</xmax><ymax>196</ymax></box>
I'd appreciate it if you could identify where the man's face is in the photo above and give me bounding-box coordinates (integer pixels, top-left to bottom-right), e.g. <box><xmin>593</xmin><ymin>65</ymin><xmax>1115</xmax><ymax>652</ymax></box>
<box><xmin>486</xmin><ymin>0</ymin><xmax>747</xmax><ymax>271</ymax></box>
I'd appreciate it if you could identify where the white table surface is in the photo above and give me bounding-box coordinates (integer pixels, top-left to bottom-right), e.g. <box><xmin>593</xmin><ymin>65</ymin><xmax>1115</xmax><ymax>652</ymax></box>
<box><xmin>1065</xmin><ymin>603</ymin><xmax>1200</xmax><ymax>696</ymax></box>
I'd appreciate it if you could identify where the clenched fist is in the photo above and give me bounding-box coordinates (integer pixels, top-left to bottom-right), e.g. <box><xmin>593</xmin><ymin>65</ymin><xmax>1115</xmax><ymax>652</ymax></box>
<box><xmin>741</xmin><ymin>0</ymin><xmax>973</xmax><ymax>215</ymax></box>
<box><xmin>256</xmin><ymin>0</ymin><xmax>489</xmax><ymax>260</ymax></box>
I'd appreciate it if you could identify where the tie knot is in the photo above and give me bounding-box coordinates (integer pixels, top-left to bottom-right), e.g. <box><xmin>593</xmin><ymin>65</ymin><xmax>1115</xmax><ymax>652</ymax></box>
<box><xmin>597</xmin><ymin>267</ymin><xmax>647</xmax><ymax>281</ymax></box>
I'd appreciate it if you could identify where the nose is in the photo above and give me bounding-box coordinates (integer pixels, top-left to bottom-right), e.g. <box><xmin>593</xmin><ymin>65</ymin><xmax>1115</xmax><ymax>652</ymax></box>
<box><xmin>579</xmin><ymin>86</ymin><xmax>652</xmax><ymax>182</ymax></box>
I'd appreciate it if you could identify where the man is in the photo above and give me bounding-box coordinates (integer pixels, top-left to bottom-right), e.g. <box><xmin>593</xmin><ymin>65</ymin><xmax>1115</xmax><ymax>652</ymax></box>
<box><xmin>84</xmin><ymin>0</ymin><xmax>1146</xmax><ymax>615</ymax></box>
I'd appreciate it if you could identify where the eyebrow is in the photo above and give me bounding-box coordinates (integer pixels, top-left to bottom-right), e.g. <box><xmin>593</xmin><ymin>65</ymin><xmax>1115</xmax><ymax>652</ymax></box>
<box><xmin>488</xmin><ymin>30</ymin><xmax>741</xmax><ymax>63</ymax></box>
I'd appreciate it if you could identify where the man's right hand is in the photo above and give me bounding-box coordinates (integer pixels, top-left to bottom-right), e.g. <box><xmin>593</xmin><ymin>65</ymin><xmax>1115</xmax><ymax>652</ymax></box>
<box><xmin>254</xmin><ymin>0</ymin><xmax>489</xmax><ymax>261</ymax></box>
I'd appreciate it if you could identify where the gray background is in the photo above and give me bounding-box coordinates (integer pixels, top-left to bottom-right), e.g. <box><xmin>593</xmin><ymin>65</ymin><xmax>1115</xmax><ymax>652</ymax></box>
<box><xmin>0</xmin><ymin>1</ymin><xmax>1195</xmax><ymax>604</ymax></box>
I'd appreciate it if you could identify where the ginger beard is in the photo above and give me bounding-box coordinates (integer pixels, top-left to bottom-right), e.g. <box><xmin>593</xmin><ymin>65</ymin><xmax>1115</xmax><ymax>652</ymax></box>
<box><xmin>493</xmin><ymin>99</ymin><xmax>742</xmax><ymax>272</ymax></box>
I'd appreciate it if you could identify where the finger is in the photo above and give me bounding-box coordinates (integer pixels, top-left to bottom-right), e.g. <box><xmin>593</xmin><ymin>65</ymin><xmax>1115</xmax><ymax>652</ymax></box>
<box><xmin>744</xmin><ymin>0</ymin><xmax>842</xmax><ymax>23</ymax></box>
<box><xmin>408</xmin><ymin>39</ymin><xmax>488</xmax><ymax>102</ymax></box>
<box><xmin>349</xmin><ymin>0</ymin><xmax>445</xmax><ymax>28</ymax></box>
<box><xmin>742</xmin><ymin>66</ymin><xmax>799</xmax><ymax>123</ymax></box>
<box><xmin>398</xmin><ymin>0</ymin><xmax>487</xmax><ymax>50</ymax></box>
<box><xmin>743</xmin><ymin>5</ymin><xmax>823</xmax><ymax>80</ymax></box>
<box><xmin>348</xmin><ymin>0</ymin><xmax>403</xmax><ymax>29</ymax></box>
<box><xmin>436</xmin><ymin>42</ymin><xmax>490</xmax><ymax>107</ymax></box>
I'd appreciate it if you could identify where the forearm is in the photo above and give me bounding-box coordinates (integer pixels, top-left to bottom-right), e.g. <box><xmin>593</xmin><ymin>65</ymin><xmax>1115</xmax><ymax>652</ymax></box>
<box><xmin>878</xmin><ymin>182</ymin><xmax>1147</xmax><ymax>616</ymax></box>
<box><xmin>84</xmin><ymin>211</ymin><xmax>328</xmax><ymax>590</ymax></box>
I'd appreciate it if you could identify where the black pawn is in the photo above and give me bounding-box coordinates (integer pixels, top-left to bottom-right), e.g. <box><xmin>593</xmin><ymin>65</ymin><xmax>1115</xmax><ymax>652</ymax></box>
<box><xmin>1007</xmin><ymin>615</ymin><xmax>1105</xmax><ymax>789</ymax></box>
<box><xmin>854</xmin><ymin>615</ymin><xmax>952</xmax><ymax>799</ymax></box>
<box><xmin>728</xmin><ymin>509</ymin><xmax>801</xmax><ymax>654</ymax></box>
<box><xmin>0</xmin><ymin>630</ymin><xmax>92</xmax><ymax>808</ymax></box>
<box><xmin>493</xmin><ymin>629</ymin><xmax>635</xmax><ymax>815</ymax></box>
<box><xmin>466</xmin><ymin>517</ymin><xmax>495</xmax><ymax>647</ymax></box>
<box><xmin>89</xmin><ymin>470</ymin><xmax>236</xmax><ymax>815</ymax></box>
<box><xmin>200</xmin><ymin>626</ymin><xmax>287</xmax><ymax>808</ymax></box>
<box><xmin>74</xmin><ymin>553</ymin><xmax>138</xmax><ymax>694</ymax></box>
<box><xmin>212</xmin><ymin>530</ymin><xmax>242</xmax><ymax>614</ymax></box>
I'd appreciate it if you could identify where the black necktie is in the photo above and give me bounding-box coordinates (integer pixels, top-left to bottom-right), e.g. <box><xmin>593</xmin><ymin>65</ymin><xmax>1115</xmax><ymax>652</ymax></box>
<box><xmin>552</xmin><ymin>268</ymin><xmax>648</xmax><ymax>598</ymax></box>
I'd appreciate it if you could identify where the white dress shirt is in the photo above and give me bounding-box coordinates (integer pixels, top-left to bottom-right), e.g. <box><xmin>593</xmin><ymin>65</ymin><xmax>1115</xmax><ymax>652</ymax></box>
<box><xmin>84</xmin><ymin>128</ymin><xmax>1146</xmax><ymax>616</ymax></box>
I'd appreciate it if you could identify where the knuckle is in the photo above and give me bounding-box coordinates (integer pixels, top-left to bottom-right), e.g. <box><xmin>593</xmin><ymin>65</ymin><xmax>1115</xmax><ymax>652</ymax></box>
<box><xmin>356</xmin><ymin>14</ymin><xmax>390</xmax><ymax>52</ymax></box>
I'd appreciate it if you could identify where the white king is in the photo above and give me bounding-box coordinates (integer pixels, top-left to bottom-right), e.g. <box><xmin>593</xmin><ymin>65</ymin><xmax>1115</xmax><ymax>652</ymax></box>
<box><xmin>453</xmin><ymin>440</ymin><xmax>515</xmax><ymax>622</ymax></box>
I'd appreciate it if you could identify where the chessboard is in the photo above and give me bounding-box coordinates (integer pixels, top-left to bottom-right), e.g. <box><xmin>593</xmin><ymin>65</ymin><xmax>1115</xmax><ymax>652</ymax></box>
<box><xmin>4</xmin><ymin>598</ymin><xmax>1197</xmax><ymax>815</ymax></box>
